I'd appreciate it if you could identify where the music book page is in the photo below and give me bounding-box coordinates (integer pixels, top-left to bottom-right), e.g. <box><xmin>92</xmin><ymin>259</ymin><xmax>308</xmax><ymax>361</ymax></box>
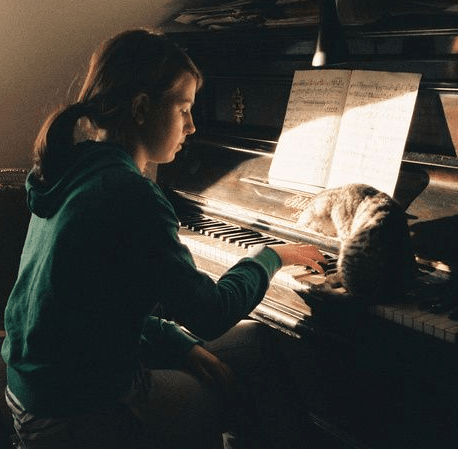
<box><xmin>268</xmin><ymin>69</ymin><xmax>421</xmax><ymax>196</ymax></box>
<box><xmin>268</xmin><ymin>70</ymin><xmax>351</xmax><ymax>193</ymax></box>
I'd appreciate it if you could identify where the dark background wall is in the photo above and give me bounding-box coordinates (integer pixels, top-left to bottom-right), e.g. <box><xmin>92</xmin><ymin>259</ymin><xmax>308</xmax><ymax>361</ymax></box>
<box><xmin>0</xmin><ymin>0</ymin><xmax>192</xmax><ymax>169</ymax></box>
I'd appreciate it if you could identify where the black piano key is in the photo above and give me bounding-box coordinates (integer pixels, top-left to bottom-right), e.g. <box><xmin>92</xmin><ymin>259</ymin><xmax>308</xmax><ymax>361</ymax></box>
<box><xmin>189</xmin><ymin>218</ymin><xmax>221</xmax><ymax>226</ymax></box>
<box><xmin>224</xmin><ymin>232</ymin><xmax>262</xmax><ymax>244</ymax></box>
<box><xmin>324</xmin><ymin>256</ymin><xmax>337</xmax><ymax>265</ymax></box>
<box><xmin>185</xmin><ymin>219</ymin><xmax>215</xmax><ymax>229</ymax></box>
<box><xmin>233</xmin><ymin>234</ymin><xmax>266</xmax><ymax>246</ymax></box>
<box><xmin>219</xmin><ymin>230</ymin><xmax>253</xmax><ymax>239</ymax></box>
<box><xmin>203</xmin><ymin>225</ymin><xmax>238</xmax><ymax>236</ymax></box>
<box><xmin>255</xmin><ymin>238</ymin><xmax>285</xmax><ymax>248</ymax></box>
<box><xmin>190</xmin><ymin>221</ymin><xmax>225</xmax><ymax>232</ymax></box>
<box><xmin>180</xmin><ymin>216</ymin><xmax>209</xmax><ymax>226</ymax></box>
<box><xmin>240</xmin><ymin>237</ymin><xmax>281</xmax><ymax>249</ymax></box>
<box><xmin>199</xmin><ymin>223</ymin><xmax>231</xmax><ymax>232</ymax></box>
<box><xmin>206</xmin><ymin>226</ymin><xmax>242</xmax><ymax>238</ymax></box>
<box><xmin>316</xmin><ymin>255</ymin><xmax>336</xmax><ymax>275</ymax></box>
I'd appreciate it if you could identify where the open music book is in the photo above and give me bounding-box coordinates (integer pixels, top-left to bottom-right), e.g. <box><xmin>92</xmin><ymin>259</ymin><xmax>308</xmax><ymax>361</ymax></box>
<box><xmin>268</xmin><ymin>69</ymin><xmax>421</xmax><ymax>196</ymax></box>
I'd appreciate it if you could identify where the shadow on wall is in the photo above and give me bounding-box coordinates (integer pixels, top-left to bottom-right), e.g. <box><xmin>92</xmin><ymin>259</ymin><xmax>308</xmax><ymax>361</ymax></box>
<box><xmin>0</xmin><ymin>0</ymin><xmax>190</xmax><ymax>169</ymax></box>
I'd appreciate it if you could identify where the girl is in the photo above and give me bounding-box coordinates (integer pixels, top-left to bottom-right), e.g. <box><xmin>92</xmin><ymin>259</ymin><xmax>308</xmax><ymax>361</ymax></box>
<box><xmin>2</xmin><ymin>28</ymin><xmax>325</xmax><ymax>449</ymax></box>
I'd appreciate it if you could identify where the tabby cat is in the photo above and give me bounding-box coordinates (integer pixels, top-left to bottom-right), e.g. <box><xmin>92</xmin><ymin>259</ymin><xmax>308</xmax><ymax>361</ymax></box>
<box><xmin>297</xmin><ymin>183</ymin><xmax>417</xmax><ymax>300</ymax></box>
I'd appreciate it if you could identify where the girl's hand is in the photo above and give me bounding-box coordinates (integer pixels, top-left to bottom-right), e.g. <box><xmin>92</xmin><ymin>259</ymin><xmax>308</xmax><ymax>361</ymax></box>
<box><xmin>182</xmin><ymin>345</ymin><xmax>236</xmax><ymax>395</ymax></box>
<box><xmin>269</xmin><ymin>243</ymin><xmax>327</xmax><ymax>273</ymax></box>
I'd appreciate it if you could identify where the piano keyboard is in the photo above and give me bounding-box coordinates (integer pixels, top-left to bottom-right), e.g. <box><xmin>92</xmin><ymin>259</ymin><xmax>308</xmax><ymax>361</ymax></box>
<box><xmin>178</xmin><ymin>214</ymin><xmax>458</xmax><ymax>344</ymax></box>
<box><xmin>369</xmin><ymin>276</ymin><xmax>458</xmax><ymax>344</ymax></box>
<box><xmin>179</xmin><ymin>214</ymin><xmax>336</xmax><ymax>292</ymax></box>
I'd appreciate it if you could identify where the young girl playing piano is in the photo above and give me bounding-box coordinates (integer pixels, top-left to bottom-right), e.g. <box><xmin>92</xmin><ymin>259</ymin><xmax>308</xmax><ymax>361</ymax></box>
<box><xmin>1</xmin><ymin>28</ymin><xmax>325</xmax><ymax>449</ymax></box>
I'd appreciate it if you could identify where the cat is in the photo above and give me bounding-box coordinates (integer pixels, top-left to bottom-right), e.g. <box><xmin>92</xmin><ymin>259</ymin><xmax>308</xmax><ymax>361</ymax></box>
<box><xmin>297</xmin><ymin>183</ymin><xmax>417</xmax><ymax>300</ymax></box>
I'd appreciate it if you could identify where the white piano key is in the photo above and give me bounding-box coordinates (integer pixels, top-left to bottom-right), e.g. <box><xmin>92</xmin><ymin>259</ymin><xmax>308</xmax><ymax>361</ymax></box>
<box><xmin>433</xmin><ymin>318</ymin><xmax>458</xmax><ymax>341</ymax></box>
<box><xmin>371</xmin><ymin>303</ymin><xmax>396</xmax><ymax>321</ymax></box>
<box><xmin>402</xmin><ymin>308</ymin><xmax>433</xmax><ymax>329</ymax></box>
<box><xmin>444</xmin><ymin>325</ymin><xmax>458</xmax><ymax>344</ymax></box>
<box><xmin>423</xmin><ymin>314</ymin><xmax>451</xmax><ymax>337</ymax></box>
<box><xmin>391</xmin><ymin>302</ymin><xmax>421</xmax><ymax>326</ymax></box>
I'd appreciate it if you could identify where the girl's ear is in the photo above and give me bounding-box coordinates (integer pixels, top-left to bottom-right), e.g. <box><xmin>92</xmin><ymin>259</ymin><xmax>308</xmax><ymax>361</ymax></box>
<box><xmin>132</xmin><ymin>93</ymin><xmax>150</xmax><ymax>126</ymax></box>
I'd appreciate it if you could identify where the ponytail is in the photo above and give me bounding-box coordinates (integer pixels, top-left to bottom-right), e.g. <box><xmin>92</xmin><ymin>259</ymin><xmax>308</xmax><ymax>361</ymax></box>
<box><xmin>32</xmin><ymin>103</ymin><xmax>88</xmax><ymax>185</ymax></box>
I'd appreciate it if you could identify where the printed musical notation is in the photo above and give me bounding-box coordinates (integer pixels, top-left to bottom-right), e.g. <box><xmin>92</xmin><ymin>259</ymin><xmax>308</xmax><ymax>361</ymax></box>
<box><xmin>268</xmin><ymin>69</ymin><xmax>422</xmax><ymax>196</ymax></box>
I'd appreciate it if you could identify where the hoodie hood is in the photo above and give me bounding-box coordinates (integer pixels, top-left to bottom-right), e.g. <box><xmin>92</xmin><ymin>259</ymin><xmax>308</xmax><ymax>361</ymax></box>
<box><xmin>27</xmin><ymin>141</ymin><xmax>140</xmax><ymax>219</ymax></box>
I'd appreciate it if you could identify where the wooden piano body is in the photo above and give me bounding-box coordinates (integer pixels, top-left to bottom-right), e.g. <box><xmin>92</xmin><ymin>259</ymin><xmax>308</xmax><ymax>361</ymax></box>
<box><xmin>156</xmin><ymin>8</ymin><xmax>458</xmax><ymax>449</ymax></box>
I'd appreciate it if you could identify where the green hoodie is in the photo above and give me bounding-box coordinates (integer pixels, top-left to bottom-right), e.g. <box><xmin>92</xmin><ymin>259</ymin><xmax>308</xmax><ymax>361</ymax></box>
<box><xmin>1</xmin><ymin>141</ymin><xmax>281</xmax><ymax>417</ymax></box>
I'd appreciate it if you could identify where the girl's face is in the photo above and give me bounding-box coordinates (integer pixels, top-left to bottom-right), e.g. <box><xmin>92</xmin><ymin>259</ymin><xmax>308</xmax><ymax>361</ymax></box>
<box><xmin>133</xmin><ymin>71</ymin><xmax>197</xmax><ymax>169</ymax></box>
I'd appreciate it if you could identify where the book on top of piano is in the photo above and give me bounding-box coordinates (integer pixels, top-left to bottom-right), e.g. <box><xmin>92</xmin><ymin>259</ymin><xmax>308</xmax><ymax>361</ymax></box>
<box><xmin>268</xmin><ymin>69</ymin><xmax>422</xmax><ymax>196</ymax></box>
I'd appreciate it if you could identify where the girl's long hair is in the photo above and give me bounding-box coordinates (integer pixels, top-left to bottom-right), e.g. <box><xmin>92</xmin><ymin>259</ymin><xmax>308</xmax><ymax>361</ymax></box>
<box><xmin>32</xmin><ymin>29</ymin><xmax>203</xmax><ymax>185</ymax></box>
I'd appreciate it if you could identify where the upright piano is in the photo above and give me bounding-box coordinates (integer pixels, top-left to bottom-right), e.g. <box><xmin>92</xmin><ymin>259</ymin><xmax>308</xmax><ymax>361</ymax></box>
<box><xmin>154</xmin><ymin>4</ymin><xmax>458</xmax><ymax>448</ymax></box>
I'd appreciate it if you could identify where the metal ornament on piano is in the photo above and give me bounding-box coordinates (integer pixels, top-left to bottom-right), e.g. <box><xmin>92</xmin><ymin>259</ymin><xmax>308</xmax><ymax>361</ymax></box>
<box><xmin>231</xmin><ymin>88</ymin><xmax>244</xmax><ymax>124</ymax></box>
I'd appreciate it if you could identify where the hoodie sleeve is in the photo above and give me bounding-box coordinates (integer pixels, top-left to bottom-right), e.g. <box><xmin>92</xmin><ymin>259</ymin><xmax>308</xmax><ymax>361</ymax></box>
<box><xmin>139</xmin><ymin>315</ymin><xmax>202</xmax><ymax>368</ymax></box>
<box><xmin>122</xmin><ymin>176</ymin><xmax>282</xmax><ymax>341</ymax></box>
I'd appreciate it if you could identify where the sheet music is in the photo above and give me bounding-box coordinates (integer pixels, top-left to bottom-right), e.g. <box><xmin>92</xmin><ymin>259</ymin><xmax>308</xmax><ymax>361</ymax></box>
<box><xmin>268</xmin><ymin>70</ymin><xmax>351</xmax><ymax>192</ymax></box>
<box><xmin>327</xmin><ymin>70</ymin><xmax>422</xmax><ymax>195</ymax></box>
<box><xmin>269</xmin><ymin>69</ymin><xmax>421</xmax><ymax>196</ymax></box>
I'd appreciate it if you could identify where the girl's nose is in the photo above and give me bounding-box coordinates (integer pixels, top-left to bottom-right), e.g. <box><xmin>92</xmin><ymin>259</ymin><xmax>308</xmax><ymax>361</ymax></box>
<box><xmin>185</xmin><ymin>114</ymin><xmax>196</xmax><ymax>135</ymax></box>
